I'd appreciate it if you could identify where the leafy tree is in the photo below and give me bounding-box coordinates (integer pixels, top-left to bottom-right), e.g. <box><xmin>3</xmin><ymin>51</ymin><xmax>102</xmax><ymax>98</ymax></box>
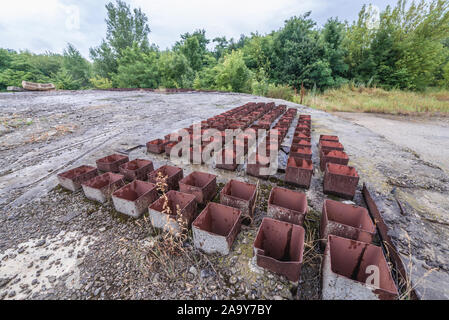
<box><xmin>322</xmin><ymin>18</ymin><xmax>348</xmax><ymax>86</ymax></box>
<box><xmin>112</xmin><ymin>43</ymin><xmax>159</xmax><ymax>88</ymax></box>
<box><xmin>215</xmin><ymin>50</ymin><xmax>252</xmax><ymax>92</ymax></box>
<box><xmin>90</xmin><ymin>0</ymin><xmax>151</xmax><ymax>78</ymax></box>
<box><xmin>53</xmin><ymin>69</ymin><xmax>81</xmax><ymax>90</ymax></box>
<box><xmin>241</xmin><ymin>33</ymin><xmax>274</xmax><ymax>81</ymax></box>
<box><xmin>212</xmin><ymin>36</ymin><xmax>229</xmax><ymax>60</ymax></box>
<box><xmin>442</xmin><ymin>62</ymin><xmax>449</xmax><ymax>87</ymax></box>
<box><xmin>30</xmin><ymin>52</ymin><xmax>63</xmax><ymax>79</ymax></box>
<box><xmin>90</xmin><ymin>75</ymin><xmax>113</xmax><ymax>89</ymax></box>
<box><xmin>0</xmin><ymin>49</ymin><xmax>12</xmax><ymax>71</ymax></box>
<box><xmin>227</xmin><ymin>34</ymin><xmax>250</xmax><ymax>52</ymax></box>
<box><xmin>174</xmin><ymin>29</ymin><xmax>210</xmax><ymax>71</ymax></box>
<box><xmin>62</xmin><ymin>43</ymin><xmax>91</xmax><ymax>89</ymax></box>
<box><xmin>90</xmin><ymin>40</ymin><xmax>118</xmax><ymax>78</ymax></box>
<box><xmin>193</xmin><ymin>55</ymin><xmax>219</xmax><ymax>89</ymax></box>
<box><xmin>270</xmin><ymin>13</ymin><xmax>332</xmax><ymax>89</ymax></box>
<box><xmin>343</xmin><ymin>4</ymin><xmax>379</xmax><ymax>82</ymax></box>
<box><xmin>345</xmin><ymin>0</ymin><xmax>449</xmax><ymax>89</ymax></box>
<box><xmin>0</xmin><ymin>51</ymin><xmax>61</xmax><ymax>89</ymax></box>
<box><xmin>158</xmin><ymin>51</ymin><xmax>193</xmax><ymax>88</ymax></box>
<box><xmin>391</xmin><ymin>0</ymin><xmax>449</xmax><ymax>90</ymax></box>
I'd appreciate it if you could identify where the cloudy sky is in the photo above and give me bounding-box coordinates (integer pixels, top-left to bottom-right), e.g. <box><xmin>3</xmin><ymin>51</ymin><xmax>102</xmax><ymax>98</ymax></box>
<box><xmin>0</xmin><ymin>0</ymin><xmax>398</xmax><ymax>58</ymax></box>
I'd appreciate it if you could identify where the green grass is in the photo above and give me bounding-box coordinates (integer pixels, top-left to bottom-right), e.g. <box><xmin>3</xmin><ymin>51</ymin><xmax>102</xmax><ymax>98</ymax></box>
<box><xmin>295</xmin><ymin>85</ymin><xmax>449</xmax><ymax>115</ymax></box>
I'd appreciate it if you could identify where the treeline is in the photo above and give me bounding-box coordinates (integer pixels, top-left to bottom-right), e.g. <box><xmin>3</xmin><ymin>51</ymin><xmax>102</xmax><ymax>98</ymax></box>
<box><xmin>1</xmin><ymin>0</ymin><xmax>448</xmax><ymax>93</ymax></box>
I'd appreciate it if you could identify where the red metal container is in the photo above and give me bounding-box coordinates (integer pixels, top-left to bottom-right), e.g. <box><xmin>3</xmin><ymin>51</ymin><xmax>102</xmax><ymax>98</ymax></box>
<box><xmin>215</xmin><ymin>149</ymin><xmax>238</xmax><ymax>171</ymax></box>
<box><xmin>119</xmin><ymin>159</ymin><xmax>154</xmax><ymax>181</ymax></box>
<box><xmin>290</xmin><ymin>145</ymin><xmax>312</xmax><ymax>160</ymax></box>
<box><xmin>246</xmin><ymin>154</ymin><xmax>271</xmax><ymax>179</ymax></box>
<box><xmin>179</xmin><ymin>171</ymin><xmax>217</xmax><ymax>204</ymax></box>
<box><xmin>148</xmin><ymin>165</ymin><xmax>183</xmax><ymax>192</ymax></box>
<box><xmin>96</xmin><ymin>154</ymin><xmax>129</xmax><ymax>173</ymax></box>
<box><xmin>81</xmin><ymin>172</ymin><xmax>125</xmax><ymax>203</ymax></box>
<box><xmin>57</xmin><ymin>165</ymin><xmax>98</xmax><ymax>192</ymax></box>
<box><xmin>148</xmin><ymin>190</ymin><xmax>197</xmax><ymax>233</ymax></box>
<box><xmin>319</xmin><ymin>140</ymin><xmax>344</xmax><ymax>152</ymax></box>
<box><xmin>320</xmin><ymin>149</ymin><xmax>349</xmax><ymax>171</ymax></box>
<box><xmin>192</xmin><ymin>202</ymin><xmax>242</xmax><ymax>255</ymax></box>
<box><xmin>320</xmin><ymin>135</ymin><xmax>339</xmax><ymax>142</ymax></box>
<box><xmin>323</xmin><ymin>163</ymin><xmax>359</xmax><ymax>200</ymax></box>
<box><xmin>253</xmin><ymin>218</ymin><xmax>305</xmax><ymax>282</ymax></box>
<box><xmin>147</xmin><ymin>139</ymin><xmax>169</xmax><ymax>154</ymax></box>
<box><xmin>320</xmin><ymin>199</ymin><xmax>375</xmax><ymax>248</ymax></box>
<box><xmin>112</xmin><ymin>180</ymin><xmax>158</xmax><ymax>218</ymax></box>
<box><xmin>285</xmin><ymin>157</ymin><xmax>313</xmax><ymax>188</ymax></box>
<box><xmin>268</xmin><ymin>187</ymin><xmax>308</xmax><ymax>225</ymax></box>
<box><xmin>220</xmin><ymin>179</ymin><xmax>257</xmax><ymax>220</ymax></box>
<box><xmin>322</xmin><ymin>235</ymin><xmax>398</xmax><ymax>300</ymax></box>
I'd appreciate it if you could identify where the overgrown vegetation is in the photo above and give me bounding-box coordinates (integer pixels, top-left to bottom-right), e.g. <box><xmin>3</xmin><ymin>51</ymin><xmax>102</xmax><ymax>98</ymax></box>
<box><xmin>1</xmin><ymin>0</ymin><xmax>448</xmax><ymax>113</ymax></box>
<box><xmin>301</xmin><ymin>85</ymin><xmax>449</xmax><ymax>114</ymax></box>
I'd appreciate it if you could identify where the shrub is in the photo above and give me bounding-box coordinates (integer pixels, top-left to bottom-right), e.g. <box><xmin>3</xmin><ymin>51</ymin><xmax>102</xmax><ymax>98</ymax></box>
<box><xmin>266</xmin><ymin>84</ymin><xmax>294</xmax><ymax>101</ymax></box>
<box><xmin>215</xmin><ymin>50</ymin><xmax>252</xmax><ymax>93</ymax></box>
<box><xmin>89</xmin><ymin>75</ymin><xmax>113</xmax><ymax>89</ymax></box>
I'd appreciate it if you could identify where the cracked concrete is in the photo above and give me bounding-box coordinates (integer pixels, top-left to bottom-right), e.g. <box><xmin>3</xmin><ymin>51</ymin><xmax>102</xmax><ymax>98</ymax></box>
<box><xmin>0</xmin><ymin>90</ymin><xmax>448</xmax><ymax>299</ymax></box>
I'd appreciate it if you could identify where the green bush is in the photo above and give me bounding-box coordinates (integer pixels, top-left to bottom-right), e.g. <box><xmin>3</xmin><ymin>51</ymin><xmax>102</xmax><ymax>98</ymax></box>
<box><xmin>266</xmin><ymin>84</ymin><xmax>294</xmax><ymax>101</ymax></box>
<box><xmin>215</xmin><ymin>50</ymin><xmax>252</xmax><ymax>92</ymax></box>
<box><xmin>89</xmin><ymin>75</ymin><xmax>113</xmax><ymax>89</ymax></box>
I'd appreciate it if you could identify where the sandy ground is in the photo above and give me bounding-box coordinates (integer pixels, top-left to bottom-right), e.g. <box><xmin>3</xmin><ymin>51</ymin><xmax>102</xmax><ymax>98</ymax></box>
<box><xmin>0</xmin><ymin>90</ymin><xmax>448</xmax><ymax>300</ymax></box>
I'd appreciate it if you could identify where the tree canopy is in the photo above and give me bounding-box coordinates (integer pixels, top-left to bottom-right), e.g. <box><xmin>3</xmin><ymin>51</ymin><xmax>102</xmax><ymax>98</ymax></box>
<box><xmin>1</xmin><ymin>0</ymin><xmax>448</xmax><ymax>93</ymax></box>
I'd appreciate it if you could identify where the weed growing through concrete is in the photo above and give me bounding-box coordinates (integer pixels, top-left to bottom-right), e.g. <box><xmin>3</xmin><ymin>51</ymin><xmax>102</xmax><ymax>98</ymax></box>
<box><xmin>140</xmin><ymin>171</ymin><xmax>194</xmax><ymax>279</ymax></box>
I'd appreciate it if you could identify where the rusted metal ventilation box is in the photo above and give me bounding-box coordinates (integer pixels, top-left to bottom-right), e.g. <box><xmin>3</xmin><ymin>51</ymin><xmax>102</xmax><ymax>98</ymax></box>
<box><xmin>220</xmin><ymin>179</ymin><xmax>257</xmax><ymax>220</ymax></box>
<box><xmin>57</xmin><ymin>165</ymin><xmax>98</xmax><ymax>191</ymax></box>
<box><xmin>285</xmin><ymin>157</ymin><xmax>313</xmax><ymax>189</ymax></box>
<box><xmin>148</xmin><ymin>190</ymin><xmax>197</xmax><ymax>234</ymax></box>
<box><xmin>119</xmin><ymin>159</ymin><xmax>154</xmax><ymax>181</ymax></box>
<box><xmin>81</xmin><ymin>172</ymin><xmax>125</xmax><ymax>203</ymax></box>
<box><xmin>148</xmin><ymin>165</ymin><xmax>183</xmax><ymax>192</ymax></box>
<box><xmin>192</xmin><ymin>202</ymin><xmax>242</xmax><ymax>255</ymax></box>
<box><xmin>253</xmin><ymin>218</ymin><xmax>305</xmax><ymax>282</ymax></box>
<box><xmin>294</xmin><ymin>128</ymin><xmax>310</xmax><ymax>137</ymax></box>
<box><xmin>268</xmin><ymin>187</ymin><xmax>308</xmax><ymax>225</ymax></box>
<box><xmin>147</xmin><ymin>139</ymin><xmax>169</xmax><ymax>154</ymax></box>
<box><xmin>322</xmin><ymin>235</ymin><xmax>398</xmax><ymax>300</ymax></box>
<box><xmin>320</xmin><ymin>150</ymin><xmax>349</xmax><ymax>172</ymax></box>
<box><xmin>246</xmin><ymin>154</ymin><xmax>271</xmax><ymax>179</ymax></box>
<box><xmin>320</xmin><ymin>200</ymin><xmax>375</xmax><ymax>248</ymax></box>
<box><xmin>215</xmin><ymin>149</ymin><xmax>238</xmax><ymax>171</ymax></box>
<box><xmin>323</xmin><ymin>163</ymin><xmax>359</xmax><ymax>200</ymax></box>
<box><xmin>296</xmin><ymin>124</ymin><xmax>311</xmax><ymax>132</ymax></box>
<box><xmin>320</xmin><ymin>135</ymin><xmax>339</xmax><ymax>143</ymax></box>
<box><xmin>290</xmin><ymin>145</ymin><xmax>312</xmax><ymax>160</ymax></box>
<box><xmin>293</xmin><ymin>132</ymin><xmax>311</xmax><ymax>142</ymax></box>
<box><xmin>179</xmin><ymin>171</ymin><xmax>217</xmax><ymax>204</ymax></box>
<box><xmin>292</xmin><ymin>139</ymin><xmax>311</xmax><ymax>149</ymax></box>
<box><xmin>165</xmin><ymin>141</ymin><xmax>181</xmax><ymax>157</ymax></box>
<box><xmin>319</xmin><ymin>140</ymin><xmax>344</xmax><ymax>153</ymax></box>
<box><xmin>112</xmin><ymin>180</ymin><xmax>158</xmax><ymax>218</ymax></box>
<box><xmin>96</xmin><ymin>154</ymin><xmax>129</xmax><ymax>173</ymax></box>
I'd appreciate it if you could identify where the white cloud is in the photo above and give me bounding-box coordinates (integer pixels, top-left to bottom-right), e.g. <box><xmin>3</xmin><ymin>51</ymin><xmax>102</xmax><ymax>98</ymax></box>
<box><xmin>132</xmin><ymin>0</ymin><xmax>328</xmax><ymax>49</ymax></box>
<box><xmin>0</xmin><ymin>0</ymin><xmax>104</xmax><ymax>56</ymax></box>
<box><xmin>0</xmin><ymin>0</ymin><xmax>397</xmax><ymax>57</ymax></box>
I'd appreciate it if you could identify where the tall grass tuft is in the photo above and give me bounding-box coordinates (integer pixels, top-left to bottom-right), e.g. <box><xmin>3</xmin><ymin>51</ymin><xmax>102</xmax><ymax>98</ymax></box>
<box><xmin>298</xmin><ymin>84</ymin><xmax>449</xmax><ymax>114</ymax></box>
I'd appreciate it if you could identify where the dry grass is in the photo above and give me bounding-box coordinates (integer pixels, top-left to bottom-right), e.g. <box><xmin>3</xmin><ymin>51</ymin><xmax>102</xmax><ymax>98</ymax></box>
<box><xmin>26</xmin><ymin>124</ymin><xmax>77</xmax><ymax>143</ymax></box>
<box><xmin>129</xmin><ymin>172</ymin><xmax>198</xmax><ymax>280</ymax></box>
<box><xmin>298</xmin><ymin>86</ymin><xmax>449</xmax><ymax>115</ymax></box>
